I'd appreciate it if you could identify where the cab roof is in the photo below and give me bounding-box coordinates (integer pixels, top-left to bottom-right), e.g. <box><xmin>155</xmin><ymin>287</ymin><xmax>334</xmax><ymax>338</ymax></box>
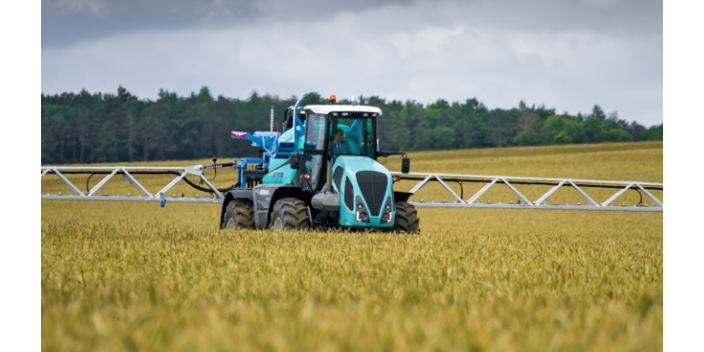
<box><xmin>302</xmin><ymin>105</ymin><xmax>383</xmax><ymax>116</ymax></box>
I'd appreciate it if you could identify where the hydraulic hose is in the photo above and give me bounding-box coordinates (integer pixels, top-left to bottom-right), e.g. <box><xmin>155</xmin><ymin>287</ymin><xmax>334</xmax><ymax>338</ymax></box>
<box><xmin>181</xmin><ymin>175</ymin><xmax>240</xmax><ymax>194</ymax></box>
<box><xmin>83</xmin><ymin>170</ymin><xmax>240</xmax><ymax>194</ymax></box>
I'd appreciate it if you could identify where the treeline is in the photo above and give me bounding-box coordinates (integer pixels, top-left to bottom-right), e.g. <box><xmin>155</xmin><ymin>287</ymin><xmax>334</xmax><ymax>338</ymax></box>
<box><xmin>41</xmin><ymin>87</ymin><xmax>663</xmax><ymax>164</ymax></box>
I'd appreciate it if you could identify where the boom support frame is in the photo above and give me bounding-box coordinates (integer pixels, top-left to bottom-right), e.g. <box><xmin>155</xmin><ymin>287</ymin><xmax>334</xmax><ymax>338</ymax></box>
<box><xmin>391</xmin><ymin>172</ymin><xmax>663</xmax><ymax>212</ymax></box>
<box><xmin>41</xmin><ymin>166</ymin><xmax>225</xmax><ymax>205</ymax></box>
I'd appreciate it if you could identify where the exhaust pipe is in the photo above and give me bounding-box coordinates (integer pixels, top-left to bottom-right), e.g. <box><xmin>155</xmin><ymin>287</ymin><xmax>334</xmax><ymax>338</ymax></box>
<box><xmin>311</xmin><ymin>156</ymin><xmax>339</xmax><ymax>211</ymax></box>
<box><xmin>311</xmin><ymin>192</ymin><xmax>340</xmax><ymax>211</ymax></box>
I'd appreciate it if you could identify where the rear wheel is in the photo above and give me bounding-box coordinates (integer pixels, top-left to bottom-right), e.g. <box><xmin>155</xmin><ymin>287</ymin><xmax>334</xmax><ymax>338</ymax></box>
<box><xmin>394</xmin><ymin>201</ymin><xmax>420</xmax><ymax>234</ymax></box>
<box><xmin>269</xmin><ymin>198</ymin><xmax>310</xmax><ymax>231</ymax></box>
<box><xmin>221</xmin><ymin>199</ymin><xmax>255</xmax><ymax>230</ymax></box>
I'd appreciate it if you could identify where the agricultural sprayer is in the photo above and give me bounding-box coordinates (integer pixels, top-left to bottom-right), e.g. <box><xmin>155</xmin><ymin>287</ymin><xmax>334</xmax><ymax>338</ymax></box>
<box><xmin>41</xmin><ymin>97</ymin><xmax>664</xmax><ymax>232</ymax></box>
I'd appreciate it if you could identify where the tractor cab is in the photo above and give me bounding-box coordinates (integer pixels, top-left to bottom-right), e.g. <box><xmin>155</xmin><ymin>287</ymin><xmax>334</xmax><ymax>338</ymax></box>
<box><xmin>297</xmin><ymin>105</ymin><xmax>381</xmax><ymax>192</ymax></box>
<box><xmin>292</xmin><ymin>105</ymin><xmax>399</xmax><ymax>228</ymax></box>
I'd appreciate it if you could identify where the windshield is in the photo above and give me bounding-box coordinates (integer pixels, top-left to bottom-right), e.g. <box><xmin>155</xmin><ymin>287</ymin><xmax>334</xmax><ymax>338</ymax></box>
<box><xmin>329</xmin><ymin>113</ymin><xmax>377</xmax><ymax>160</ymax></box>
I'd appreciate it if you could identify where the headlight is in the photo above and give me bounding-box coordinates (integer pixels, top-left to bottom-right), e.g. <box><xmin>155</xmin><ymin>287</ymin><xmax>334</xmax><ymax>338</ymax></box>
<box><xmin>355</xmin><ymin>196</ymin><xmax>370</xmax><ymax>223</ymax></box>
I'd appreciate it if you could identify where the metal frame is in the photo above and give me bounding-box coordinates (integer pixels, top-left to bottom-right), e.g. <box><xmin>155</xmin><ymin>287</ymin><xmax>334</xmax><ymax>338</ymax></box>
<box><xmin>42</xmin><ymin>166</ymin><xmax>664</xmax><ymax>212</ymax></box>
<box><xmin>41</xmin><ymin>165</ymin><xmax>225</xmax><ymax>205</ymax></box>
<box><xmin>391</xmin><ymin>172</ymin><xmax>663</xmax><ymax>212</ymax></box>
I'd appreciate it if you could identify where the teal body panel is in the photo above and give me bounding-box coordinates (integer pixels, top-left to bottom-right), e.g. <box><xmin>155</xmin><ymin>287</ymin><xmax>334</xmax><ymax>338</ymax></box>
<box><xmin>262</xmin><ymin>158</ymin><xmax>296</xmax><ymax>184</ymax></box>
<box><xmin>295</xmin><ymin>126</ymin><xmax>305</xmax><ymax>150</ymax></box>
<box><xmin>269</xmin><ymin>158</ymin><xmax>287</xmax><ymax>171</ymax></box>
<box><xmin>278</xmin><ymin>125</ymin><xmax>304</xmax><ymax>145</ymax></box>
<box><xmin>332</xmin><ymin>156</ymin><xmax>394</xmax><ymax>228</ymax></box>
<box><xmin>279</xmin><ymin>128</ymin><xmax>294</xmax><ymax>142</ymax></box>
<box><xmin>278</xmin><ymin>125</ymin><xmax>306</xmax><ymax>153</ymax></box>
<box><xmin>262</xmin><ymin>123</ymin><xmax>306</xmax><ymax>185</ymax></box>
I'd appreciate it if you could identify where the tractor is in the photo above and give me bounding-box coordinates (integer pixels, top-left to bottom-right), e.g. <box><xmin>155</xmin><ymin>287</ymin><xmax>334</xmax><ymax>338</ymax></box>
<box><xmin>221</xmin><ymin>98</ymin><xmax>419</xmax><ymax>232</ymax></box>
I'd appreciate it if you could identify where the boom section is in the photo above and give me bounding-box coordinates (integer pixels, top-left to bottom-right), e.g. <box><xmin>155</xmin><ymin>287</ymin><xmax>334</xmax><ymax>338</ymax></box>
<box><xmin>41</xmin><ymin>165</ymin><xmax>225</xmax><ymax>205</ymax></box>
<box><xmin>391</xmin><ymin>172</ymin><xmax>663</xmax><ymax>212</ymax></box>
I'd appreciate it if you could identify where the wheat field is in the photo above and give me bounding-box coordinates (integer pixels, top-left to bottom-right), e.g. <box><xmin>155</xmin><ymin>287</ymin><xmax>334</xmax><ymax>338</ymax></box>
<box><xmin>41</xmin><ymin>142</ymin><xmax>663</xmax><ymax>351</ymax></box>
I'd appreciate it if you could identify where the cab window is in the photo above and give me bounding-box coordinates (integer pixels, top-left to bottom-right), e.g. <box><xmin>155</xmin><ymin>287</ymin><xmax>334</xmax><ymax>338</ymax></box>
<box><xmin>329</xmin><ymin>113</ymin><xmax>376</xmax><ymax>159</ymax></box>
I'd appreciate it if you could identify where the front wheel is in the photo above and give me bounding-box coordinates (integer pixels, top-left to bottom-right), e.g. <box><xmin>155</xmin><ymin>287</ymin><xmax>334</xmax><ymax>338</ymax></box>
<box><xmin>268</xmin><ymin>198</ymin><xmax>310</xmax><ymax>231</ymax></box>
<box><xmin>221</xmin><ymin>199</ymin><xmax>255</xmax><ymax>230</ymax></box>
<box><xmin>394</xmin><ymin>202</ymin><xmax>420</xmax><ymax>234</ymax></box>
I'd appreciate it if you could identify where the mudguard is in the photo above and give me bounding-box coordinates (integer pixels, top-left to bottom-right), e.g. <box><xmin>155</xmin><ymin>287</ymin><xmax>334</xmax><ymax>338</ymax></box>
<box><xmin>225</xmin><ymin>189</ymin><xmax>255</xmax><ymax>200</ymax></box>
<box><xmin>394</xmin><ymin>191</ymin><xmax>413</xmax><ymax>203</ymax></box>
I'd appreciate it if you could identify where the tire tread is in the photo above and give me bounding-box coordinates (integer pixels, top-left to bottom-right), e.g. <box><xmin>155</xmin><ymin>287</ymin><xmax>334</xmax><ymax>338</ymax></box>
<box><xmin>221</xmin><ymin>199</ymin><xmax>255</xmax><ymax>230</ymax></box>
<box><xmin>269</xmin><ymin>198</ymin><xmax>310</xmax><ymax>230</ymax></box>
<box><xmin>394</xmin><ymin>201</ymin><xmax>420</xmax><ymax>233</ymax></box>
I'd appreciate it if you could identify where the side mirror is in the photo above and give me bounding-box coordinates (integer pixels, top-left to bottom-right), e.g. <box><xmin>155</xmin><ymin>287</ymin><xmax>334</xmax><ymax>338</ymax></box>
<box><xmin>401</xmin><ymin>157</ymin><xmax>410</xmax><ymax>174</ymax></box>
<box><xmin>290</xmin><ymin>153</ymin><xmax>299</xmax><ymax>169</ymax></box>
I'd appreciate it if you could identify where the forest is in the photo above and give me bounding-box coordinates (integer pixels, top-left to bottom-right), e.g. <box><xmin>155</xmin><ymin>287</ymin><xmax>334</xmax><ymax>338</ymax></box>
<box><xmin>41</xmin><ymin>86</ymin><xmax>663</xmax><ymax>164</ymax></box>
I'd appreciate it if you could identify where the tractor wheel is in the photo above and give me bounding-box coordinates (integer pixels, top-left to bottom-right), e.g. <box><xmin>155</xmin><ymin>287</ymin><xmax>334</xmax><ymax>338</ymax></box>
<box><xmin>394</xmin><ymin>201</ymin><xmax>420</xmax><ymax>234</ymax></box>
<box><xmin>221</xmin><ymin>199</ymin><xmax>255</xmax><ymax>230</ymax></box>
<box><xmin>268</xmin><ymin>197</ymin><xmax>310</xmax><ymax>231</ymax></box>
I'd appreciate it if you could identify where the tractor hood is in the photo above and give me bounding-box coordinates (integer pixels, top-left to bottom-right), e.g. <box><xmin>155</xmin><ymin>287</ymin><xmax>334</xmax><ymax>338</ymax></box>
<box><xmin>331</xmin><ymin>156</ymin><xmax>395</xmax><ymax>227</ymax></box>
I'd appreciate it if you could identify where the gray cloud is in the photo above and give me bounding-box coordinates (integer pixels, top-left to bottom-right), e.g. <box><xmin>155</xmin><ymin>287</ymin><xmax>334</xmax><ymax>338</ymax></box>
<box><xmin>42</xmin><ymin>0</ymin><xmax>661</xmax><ymax>47</ymax></box>
<box><xmin>41</xmin><ymin>0</ymin><xmax>663</xmax><ymax>125</ymax></box>
<box><xmin>41</xmin><ymin>0</ymin><xmax>413</xmax><ymax>48</ymax></box>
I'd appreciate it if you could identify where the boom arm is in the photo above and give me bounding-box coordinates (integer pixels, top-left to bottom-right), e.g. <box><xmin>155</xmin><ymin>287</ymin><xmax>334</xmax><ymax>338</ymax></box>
<box><xmin>41</xmin><ymin>165</ymin><xmax>664</xmax><ymax>212</ymax></box>
<box><xmin>41</xmin><ymin>165</ymin><xmax>226</xmax><ymax>206</ymax></box>
<box><xmin>391</xmin><ymin>171</ymin><xmax>663</xmax><ymax>212</ymax></box>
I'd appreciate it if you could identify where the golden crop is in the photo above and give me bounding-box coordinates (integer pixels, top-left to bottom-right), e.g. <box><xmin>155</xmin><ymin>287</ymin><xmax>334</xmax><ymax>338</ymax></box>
<box><xmin>41</xmin><ymin>142</ymin><xmax>663</xmax><ymax>351</ymax></box>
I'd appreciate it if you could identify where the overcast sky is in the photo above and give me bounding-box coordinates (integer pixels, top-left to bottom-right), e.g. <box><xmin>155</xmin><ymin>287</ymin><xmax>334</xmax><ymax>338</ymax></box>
<box><xmin>41</xmin><ymin>0</ymin><xmax>663</xmax><ymax>126</ymax></box>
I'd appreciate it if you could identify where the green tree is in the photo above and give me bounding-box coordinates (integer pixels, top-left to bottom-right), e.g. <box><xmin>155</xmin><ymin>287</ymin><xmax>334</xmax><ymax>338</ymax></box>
<box><xmin>513</xmin><ymin>109</ymin><xmax>542</xmax><ymax>146</ymax></box>
<box><xmin>40</xmin><ymin>88</ymin><xmax>660</xmax><ymax>164</ymax></box>
<box><xmin>543</xmin><ymin>115</ymin><xmax>582</xmax><ymax>144</ymax></box>
<box><xmin>487</xmin><ymin>109</ymin><xmax>518</xmax><ymax>147</ymax></box>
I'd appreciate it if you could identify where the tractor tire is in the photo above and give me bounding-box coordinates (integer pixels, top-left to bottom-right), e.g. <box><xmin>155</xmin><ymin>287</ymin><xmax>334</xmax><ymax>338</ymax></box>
<box><xmin>268</xmin><ymin>197</ymin><xmax>310</xmax><ymax>231</ymax></box>
<box><xmin>221</xmin><ymin>199</ymin><xmax>255</xmax><ymax>230</ymax></box>
<box><xmin>394</xmin><ymin>201</ymin><xmax>420</xmax><ymax>234</ymax></box>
